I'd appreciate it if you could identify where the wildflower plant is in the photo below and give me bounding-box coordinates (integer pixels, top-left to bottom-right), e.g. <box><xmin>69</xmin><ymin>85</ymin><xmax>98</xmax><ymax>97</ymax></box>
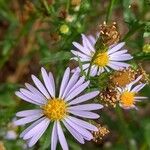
<box><xmin>0</xmin><ymin>0</ymin><xmax>150</xmax><ymax>150</ymax></box>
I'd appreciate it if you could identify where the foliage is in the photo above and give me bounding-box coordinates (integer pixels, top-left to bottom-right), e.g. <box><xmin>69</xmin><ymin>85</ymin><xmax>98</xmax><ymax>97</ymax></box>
<box><xmin>0</xmin><ymin>0</ymin><xmax>150</xmax><ymax>150</ymax></box>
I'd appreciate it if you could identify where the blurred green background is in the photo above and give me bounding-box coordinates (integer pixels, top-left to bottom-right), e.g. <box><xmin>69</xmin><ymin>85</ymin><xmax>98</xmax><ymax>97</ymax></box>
<box><xmin>0</xmin><ymin>0</ymin><xmax>150</xmax><ymax>150</ymax></box>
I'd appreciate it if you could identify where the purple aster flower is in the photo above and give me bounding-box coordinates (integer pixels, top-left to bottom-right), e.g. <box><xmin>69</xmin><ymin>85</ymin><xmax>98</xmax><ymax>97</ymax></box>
<box><xmin>71</xmin><ymin>34</ymin><xmax>133</xmax><ymax>76</ymax></box>
<box><xmin>14</xmin><ymin>67</ymin><xmax>103</xmax><ymax>149</ymax></box>
<box><xmin>117</xmin><ymin>75</ymin><xmax>147</xmax><ymax>109</ymax></box>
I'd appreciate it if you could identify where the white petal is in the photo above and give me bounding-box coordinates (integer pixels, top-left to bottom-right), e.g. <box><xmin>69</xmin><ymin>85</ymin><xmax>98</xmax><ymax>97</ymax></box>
<box><xmin>51</xmin><ymin>122</ymin><xmax>58</xmax><ymax>150</ymax></box>
<box><xmin>104</xmin><ymin>66</ymin><xmax>110</xmax><ymax>72</ymax></box>
<box><xmin>20</xmin><ymin>117</ymin><xmax>45</xmax><ymax>138</ymax></box>
<box><xmin>68</xmin><ymin>110</ymin><xmax>99</xmax><ymax>119</ymax></box>
<box><xmin>59</xmin><ymin>68</ymin><xmax>70</xmax><ymax>98</ymax></box>
<box><xmin>15</xmin><ymin>91</ymin><xmax>41</xmax><ymax>105</ymax></box>
<box><xmin>28</xmin><ymin>118</ymin><xmax>50</xmax><ymax>147</ymax></box>
<box><xmin>65</xmin><ymin>81</ymin><xmax>90</xmax><ymax>101</ymax></box>
<box><xmin>131</xmin><ymin>84</ymin><xmax>146</xmax><ymax>93</ymax></box>
<box><xmin>67</xmin><ymin>116</ymin><xmax>98</xmax><ymax>131</ymax></box>
<box><xmin>57</xmin><ymin>121</ymin><xmax>69</xmax><ymax>150</ymax></box>
<box><xmin>23</xmin><ymin>118</ymin><xmax>50</xmax><ymax>140</ymax></box>
<box><xmin>68</xmin><ymin>104</ymin><xmax>103</xmax><ymax>111</ymax></box>
<box><xmin>87</xmin><ymin>35</ymin><xmax>96</xmax><ymax>46</ymax></box>
<box><xmin>108</xmin><ymin>61</ymin><xmax>130</xmax><ymax>68</ymax></box>
<box><xmin>16</xmin><ymin>109</ymin><xmax>42</xmax><ymax>117</ymax></box>
<box><xmin>108</xmin><ymin>42</ymin><xmax>125</xmax><ymax>54</ymax></box>
<box><xmin>73</xmin><ymin>42</ymin><xmax>91</xmax><ymax>56</ymax></box>
<box><xmin>41</xmin><ymin>67</ymin><xmax>55</xmax><ymax>98</ymax></box>
<box><xmin>90</xmin><ymin>65</ymin><xmax>98</xmax><ymax>76</ymax></box>
<box><xmin>109</xmin><ymin>49</ymin><xmax>128</xmax><ymax>56</ymax></box>
<box><xmin>14</xmin><ymin>114</ymin><xmax>43</xmax><ymax>126</ymax></box>
<box><xmin>71</xmin><ymin>50</ymin><xmax>90</xmax><ymax>59</ymax></box>
<box><xmin>62</xmin><ymin>120</ymin><xmax>85</xmax><ymax>144</ymax></box>
<box><xmin>31</xmin><ymin>75</ymin><xmax>50</xmax><ymax>99</ymax></box>
<box><xmin>68</xmin><ymin>91</ymin><xmax>99</xmax><ymax>105</ymax></box>
<box><xmin>20</xmin><ymin>88</ymin><xmax>46</xmax><ymax>105</ymax></box>
<box><xmin>108</xmin><ymin>63</ymin><xmax>122</xmax><ymax>70</ymax></box>
<box><xmin>49</xmin><ymin>72</ymin><xmax>56</xmax><ymax>96</ymax></box>
<box><xmin>72</xmin><ymin>64</ymin><xmax>90</xmax><ymax>73</ymax></box>
<box><xmin>109</xmin><ymin>54</ymin><xmax>133</xmax><ymax>61</ymax></box>
<box><xmin>126</xmin><ymin>75</ymin><xmax>143</xmax><ymax>91</ymax></box>
<box><xmin>62</xmin><ymin>71</ymin><xmax>79</xmax><ymax>99</ymax></box>
<box><xmin>66</xmin><ymin>76</ymin><xmax>85</xmax><ymax>97</ymax></box>
<box><xmin>64</xmin><ymin>118</ymin><xmax>93</xmax><ymax>140</ymax></box>
<box><xmin>135</xmin><ymin>96</ymin><xmax>147</xmax><ymax>100</ymax></box>
<box><xmin>81</xmin><ymin>34</ymin><xmax>95</xmax><ymax>52</ymax></box>
<box><xmin>25</xmin><ymin>83</ymin><xmax>46</xmax><ymax>102</ymax></box>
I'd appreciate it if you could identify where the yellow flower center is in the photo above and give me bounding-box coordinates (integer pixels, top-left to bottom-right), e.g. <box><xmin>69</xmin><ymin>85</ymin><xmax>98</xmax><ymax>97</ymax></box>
<box><xmin>42</xmin><ymin>98</ymin><xmax>67</xmax><ymax>121</ymax></box>
<box><xmin>93</xmin><ymin>52</ymin><xmax>109</xmax><ymax>67</ymax></box>
<box><xmin>120</xmin><ymin>91</ymin><xmax>135</xmax><ymax>107</ymax></box>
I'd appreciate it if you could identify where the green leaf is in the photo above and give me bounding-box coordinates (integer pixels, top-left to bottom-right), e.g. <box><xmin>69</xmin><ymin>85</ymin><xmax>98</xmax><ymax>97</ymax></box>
<box><xmin>0</xmin><ymin>92</ymin><xmax>15</xmax><ymax>107</ymax></box>
<box><xmin>40</xmin><ymin>51</ymin><xmax>71</xmax><ymax>64</ymax></box>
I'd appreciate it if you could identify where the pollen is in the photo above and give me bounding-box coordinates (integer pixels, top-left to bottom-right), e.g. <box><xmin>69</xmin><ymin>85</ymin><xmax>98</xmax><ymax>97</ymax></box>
<box><xmin>120</xmin><ymin>91</ymin><xmax>135</xmax><ymax>107</ymax></box>
<box><xmin>42</xmin><ymin>98</ymin><xmax>67</xmax><ymax>121</ymax></box>
<box><xmin>93</xmin><ymin>52</ymin><xmax>109</xmax><ymax>67</ymax></box>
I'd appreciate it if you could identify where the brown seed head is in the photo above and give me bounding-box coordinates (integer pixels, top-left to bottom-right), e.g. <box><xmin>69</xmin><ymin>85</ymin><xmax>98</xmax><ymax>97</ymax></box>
<box><xmin>99</xmin><ymin>87</ymin><xmax>119</xmax><ymax>108</ymax></box>
<box><xmin>110</xmin><ymin>67</ymin><xmax>136</xmax><ymax>87</ymax></box>
<box><xmin>99</xmin><ymin>22</ymin><xmax>120</xmax><ymax>46</ymax></box>
<box><xmin>92</xmin><ymin>124</ymin><xmax>110</xmax><ymax>144</ymax></box>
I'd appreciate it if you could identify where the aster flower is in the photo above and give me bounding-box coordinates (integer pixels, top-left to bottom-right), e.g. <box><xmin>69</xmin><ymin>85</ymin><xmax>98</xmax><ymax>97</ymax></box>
<box><xmin>71</xmin><ymin>34</ymin><xmax>133</xmax><ymax>76</ymax></box>
<box><xmin>14</xmin><ymin>67</ymin><xmax>103</xmax><ymax>149</ymax></box>
<box><xmin>117</xmin><ymin>76</ymin><xmax>147</xmax><ymax>109</ymax></box>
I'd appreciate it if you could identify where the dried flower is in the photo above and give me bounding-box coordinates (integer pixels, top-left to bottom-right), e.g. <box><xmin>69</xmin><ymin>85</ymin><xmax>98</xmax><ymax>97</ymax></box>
<box><xmin>92</xmin><ymin>124</ymin><xmax>110</xmax><ymax>143</ymax></box>
<box><xmin>136</xmin><ymin>65</ymin><xmax>149</xmax><ymax>84</ymax></box>
<box><xmin>14</xmin><ymin>67</ymin><xmax>103</xmax><ymax>149</ymax></box>
<box><xmin>99</xmin><ymin>22</ymin><xmax>120</xmax><ymax>46</ymax></box>
<box><xmin>100</xmin><ymin>87</ymin><xmax>119</xmax><ymax>107</ymax></box>
<box><xmin>110</xmin><ymin>67</ymin><xmax>136</xmax><ymax>87</ymax></box>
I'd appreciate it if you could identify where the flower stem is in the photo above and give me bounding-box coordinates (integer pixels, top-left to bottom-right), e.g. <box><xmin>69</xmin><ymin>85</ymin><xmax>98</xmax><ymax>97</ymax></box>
<box><xmin>115</xmin><ymin>105</ymin><xmax>132</xmax><ymax>139</ymax></box>
<box><xmin>106</xmin><ymin>0</ymin><xmax>116</xmax><ymax>23</ymax></box>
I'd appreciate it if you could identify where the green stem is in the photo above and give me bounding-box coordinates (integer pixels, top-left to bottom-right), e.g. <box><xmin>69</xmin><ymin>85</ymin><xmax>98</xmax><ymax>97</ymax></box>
<box><xmin>66</xmin><ymin>0</ymin><xmax>70</xmax><ymax>13</ymax></box>
<box><xmin>43</xmin><ymin>0</ymin><xmax>51</xmax><ymax>15</ymax></box>
<box><xmin>106</xmin><ymin>0</ymin><xmax>116</xmax><ymax>23</ymax></box>
<box><xmin>86</xmin><ymin>52</ymin><xmax>97</xmax><ymax>80</ymax></box>
<box><xmin>115</xmin><ymin>105</ymin><xmax>132</xmax><ymax>139</ymax></box>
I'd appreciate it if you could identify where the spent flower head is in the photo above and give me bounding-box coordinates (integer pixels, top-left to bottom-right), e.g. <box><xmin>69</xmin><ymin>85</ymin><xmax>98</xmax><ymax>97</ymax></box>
<box><xmin>100</xmin><ymin>87</ymin><xmax>119</xmax><ymax>108</ymax></box>
<box><xmin>14</xmin><ymin>67</ymin><xmax>103</xmax><ymax>149</ymax></box>
<box><xmin>92</xmin><ymin>123</ymin><xmax>110</xmax><ymax>144</ymax></box>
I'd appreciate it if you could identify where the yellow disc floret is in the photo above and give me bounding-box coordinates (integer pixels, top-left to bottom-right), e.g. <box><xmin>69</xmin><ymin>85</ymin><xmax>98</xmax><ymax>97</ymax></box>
<box><xmin>42</xmin><ymin>98</ymin><xmax>67</xmax><ymax>121</ymax></box>
<box><xmin>93</xmin><ymin>52</ymin><xmax>109</xmax><ymax>67</ymax></box>
<box><xmin>120</xmin><ymin>91</ymin><xmax>135</xmax><ymax>107</ymax></box>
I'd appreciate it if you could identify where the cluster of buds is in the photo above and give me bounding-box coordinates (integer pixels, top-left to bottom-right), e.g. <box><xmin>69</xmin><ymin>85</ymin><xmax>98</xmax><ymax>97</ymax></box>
<box><xmin>92</xmin><ymin>124</ymin><xmax>110</xmax><ymax>144</ymax></box>
<box><xmin>143</xmin><ymin>44</ymin><xmax>150</xmax><ymax>53</ymax></box>
<box><xmin>99</xmin><ymin>22</ymin><xmax>120</xmax><ymax>46</ymax></box>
